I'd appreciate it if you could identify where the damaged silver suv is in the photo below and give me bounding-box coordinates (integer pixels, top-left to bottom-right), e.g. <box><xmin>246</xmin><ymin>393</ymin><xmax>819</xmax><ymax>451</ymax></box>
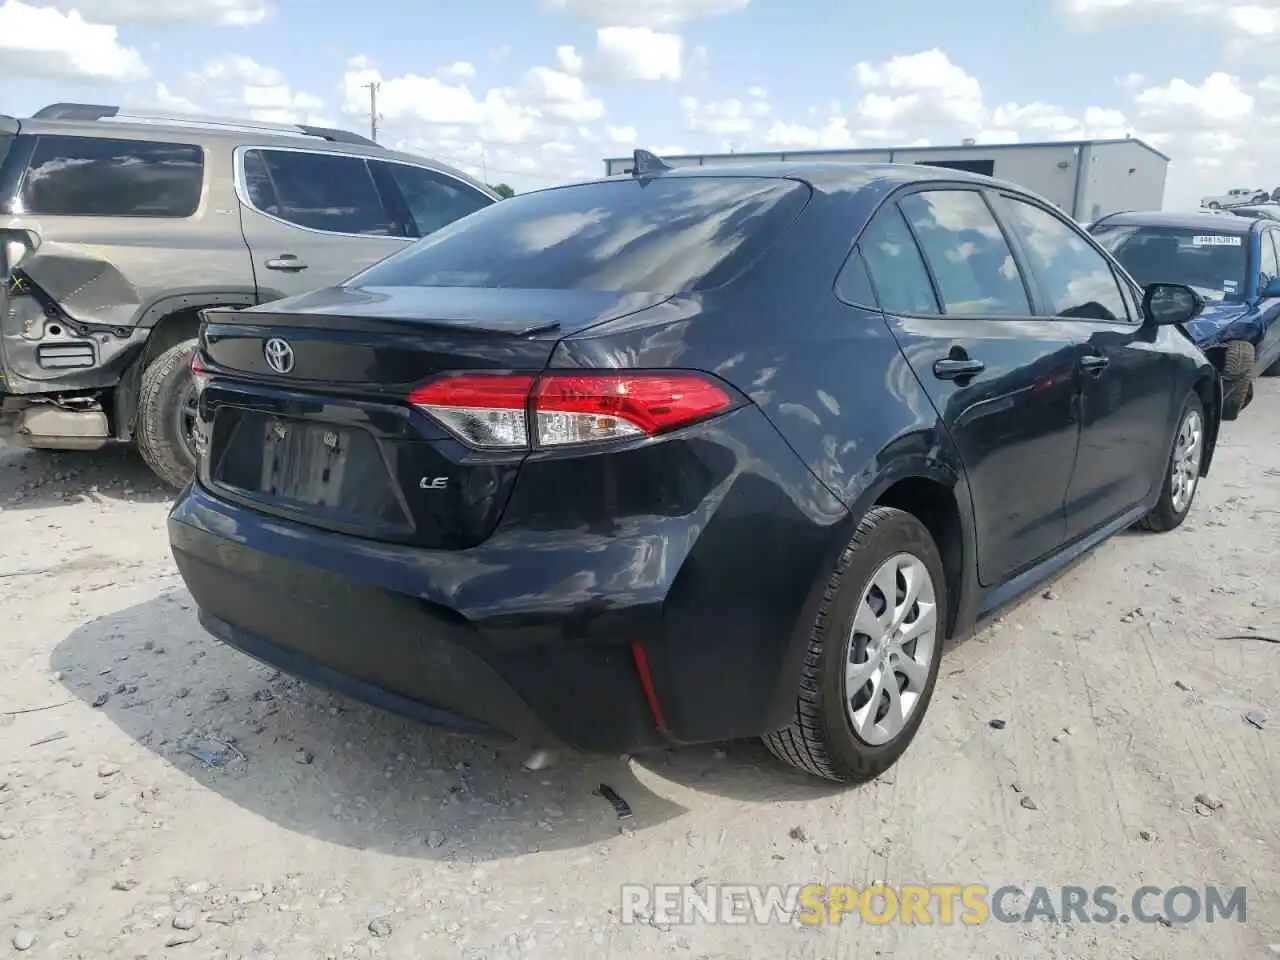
<box><xmin>0</xmin><ymin>102</ymin><xmax>499</xmax><ymax>487</ymax></box>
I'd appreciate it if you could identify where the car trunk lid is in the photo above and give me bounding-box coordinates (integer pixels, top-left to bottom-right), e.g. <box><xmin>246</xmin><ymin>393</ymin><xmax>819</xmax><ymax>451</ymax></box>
<box><xmin>197</xmin><ymin>285</ymin><xmax>670</xmax><ymax>550</ymax></box>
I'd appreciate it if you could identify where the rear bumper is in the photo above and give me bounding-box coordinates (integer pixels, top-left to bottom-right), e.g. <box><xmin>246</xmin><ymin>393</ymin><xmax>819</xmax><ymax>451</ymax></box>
<box><xmin>171</xmin><ymin>500</ymin><xmax>666</xmax><ymax>752</ymax></box>
<box><xmin>169</xmin><ymin>407</ymin><xmax>851</xmax><ymax>754</ymax></box>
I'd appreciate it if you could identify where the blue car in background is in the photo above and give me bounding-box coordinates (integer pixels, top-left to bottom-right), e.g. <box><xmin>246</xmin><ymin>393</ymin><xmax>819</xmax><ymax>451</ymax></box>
<box><xmin>1089</xmin><ymin>211</ymin><xmax>1280</xmax><ymax>419</ymax></box>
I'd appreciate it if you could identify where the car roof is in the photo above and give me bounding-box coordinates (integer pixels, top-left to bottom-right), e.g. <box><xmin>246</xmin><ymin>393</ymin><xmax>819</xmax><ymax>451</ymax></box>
<box><xmin>1091</xmin><ymin>210</ymin><xmax>1261</xmax><ymax>233</ymax></box>
<box><xmin>554</xmin><ymin>159</ymin><xmax>1036</xmax><ymax>199</ymax></box>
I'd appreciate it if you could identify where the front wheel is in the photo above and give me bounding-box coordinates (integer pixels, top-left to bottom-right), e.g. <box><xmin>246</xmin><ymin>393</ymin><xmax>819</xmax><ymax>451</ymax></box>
<box><xmin>1138</xmin><ymin>393</ymin><xmax>1205</xmax><ymax>533</ymax></box>
<box><xmin>1207</xmin><ymin>201</ymin><xmax>1221</xmax><ymax>209</ymax></box>
<box><xmin>135</xmin><ymin>339</ymin><xmax>199</xmax><ymax>490</ymax></box>
<box><xmin>763</xmin><ymin>507</ymin><xmax>947</xmax><ymax>783</ymax></box>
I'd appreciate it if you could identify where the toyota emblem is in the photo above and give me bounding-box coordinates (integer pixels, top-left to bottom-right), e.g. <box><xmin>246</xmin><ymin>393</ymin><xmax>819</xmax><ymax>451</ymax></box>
<box><xmin>263</xmin><ymin>337</ymin><xmax>295</xmax><ymax>374</ymax></box>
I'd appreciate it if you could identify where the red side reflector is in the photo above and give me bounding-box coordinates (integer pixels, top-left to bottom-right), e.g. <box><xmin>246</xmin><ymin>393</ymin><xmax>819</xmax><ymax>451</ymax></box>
<box><xmin>629</xmin><ymin>640</ymin><xmax>668</xmax><ymax>731</ymax></box>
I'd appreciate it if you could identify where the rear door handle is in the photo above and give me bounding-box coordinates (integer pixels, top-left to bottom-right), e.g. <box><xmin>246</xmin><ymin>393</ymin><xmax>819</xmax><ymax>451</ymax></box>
<box><xmin>1081</xmin><ymin>354</ymin><xmax>1110</xmax><ymax>374</ymax></box>
<box><xmin>932</xmin><ymin>358</ymin><xmax>986</xmax><ymax>380</ymax></box>
<box><xmin>265</xmin><ymin>255</ymin><xmax>308</xmax><ymax>271</ymax></box>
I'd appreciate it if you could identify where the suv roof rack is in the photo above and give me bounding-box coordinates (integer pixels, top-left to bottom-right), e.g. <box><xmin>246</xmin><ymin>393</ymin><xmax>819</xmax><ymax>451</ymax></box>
<box><xmin>30</xmin><ymin>102</ymin><xmax>378</xmax><ymax>147</ymax></box>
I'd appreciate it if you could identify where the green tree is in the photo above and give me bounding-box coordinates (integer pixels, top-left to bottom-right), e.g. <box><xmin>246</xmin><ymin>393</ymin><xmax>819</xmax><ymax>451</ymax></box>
<box><xmin>490</xmin><ymin>182</ymin><xmax>515</xmax><ymax>198</ymax></box>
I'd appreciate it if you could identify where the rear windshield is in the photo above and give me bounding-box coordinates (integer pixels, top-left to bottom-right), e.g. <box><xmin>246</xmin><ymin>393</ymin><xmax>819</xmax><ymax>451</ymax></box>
<box><xmin>1091</xmin><ymin>224</ymin><xmax>1248</xmax><ymax>303</ymax></box>
<box><xmin>347</xmin><ymin>176</ymin><xmax>810</xmax><ymax>295</ymax></box>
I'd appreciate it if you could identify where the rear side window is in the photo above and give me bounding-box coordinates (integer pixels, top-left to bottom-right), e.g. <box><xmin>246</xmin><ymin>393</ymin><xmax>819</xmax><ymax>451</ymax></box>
<box><xmin>349</xmin><ymin>176</ymin><xmax>809</xmax><ymax>294</ymax></box>
<box><xmin>998</xmin><ymin>196</ymin><xmax>1129</xmax><ymax>322</ymax></box>
<box><xmin>899</xmin><ymin>190</ymin><xmax>1031</xmax><ymax>316</ymax></box>
<box><xmin>858</xmin><ymin>206</ymin><xmax>939</xmax><ymax>315</ymax></box>
<box><xmin>379</xmin><ymin>162</ymin><xmax>493</xmax><ymax>237</ymax></box>
<box><xmin>242</xmin><ymin>149</ymin><xmax>396</xmax><ymax>237</ymax></box>
<box><xmin>1261</xmin><ymin>231</ymin><xmax>1280</xmax><ymax>287</ymax></box>
<box><xmin>20</xmin><ymin>135</ymin><xmax>203</xmax><ymax>218</ymax></box>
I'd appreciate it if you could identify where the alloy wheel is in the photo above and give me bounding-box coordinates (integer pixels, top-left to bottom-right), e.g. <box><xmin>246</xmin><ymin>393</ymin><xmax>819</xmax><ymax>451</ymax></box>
<box><xmin>844</xmin><ymin>552</ymin><xmax>939</xmax><ymax>746</ymax></box>
<box><xmin>174</xmin><ymin>377</ymin><xmax>199</xmax><ymax>465</ymax></box>
<box><xmin>1170</xmin><ymin>408</ymin><xmax>1202</xmax><ymax>514</ymax></box>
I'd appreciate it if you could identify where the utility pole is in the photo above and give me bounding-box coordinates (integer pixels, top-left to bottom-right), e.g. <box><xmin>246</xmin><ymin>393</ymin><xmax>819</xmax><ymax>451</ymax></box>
<box><xmin>362</xmin><ymin>81</ymin><xmax>380</xmax><ymax>142</ymax></box>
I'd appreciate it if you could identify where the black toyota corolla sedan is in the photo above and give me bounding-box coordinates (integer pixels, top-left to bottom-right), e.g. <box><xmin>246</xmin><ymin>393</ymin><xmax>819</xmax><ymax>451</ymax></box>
<box><xmin>169</xmin><ymin>155</ymin><xmax>1220</xmax><ymax>783</ymax></box>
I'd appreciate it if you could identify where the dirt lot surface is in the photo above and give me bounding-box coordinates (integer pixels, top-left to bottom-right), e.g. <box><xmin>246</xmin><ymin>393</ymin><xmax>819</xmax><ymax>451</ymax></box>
<box><xmin>1</xmin><ymin>382</ymin><xmax>1278</xmax><ymax>960</ymax></box>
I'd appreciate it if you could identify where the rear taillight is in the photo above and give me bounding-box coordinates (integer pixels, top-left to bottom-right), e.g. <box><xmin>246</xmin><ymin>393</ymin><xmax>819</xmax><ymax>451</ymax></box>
<box><xmin>408</xmin><ymin>371</ymin><xmax>736</xmax><ymax>451</ymax></box>
<box><xmin>190</xmin><ymin>350</ymin><xmax>211</xmax><ymax>392</ymax></box>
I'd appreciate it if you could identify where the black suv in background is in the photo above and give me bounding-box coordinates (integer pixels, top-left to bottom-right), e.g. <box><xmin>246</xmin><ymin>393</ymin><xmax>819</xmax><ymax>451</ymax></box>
<box><xmin>0</xmin><ymin>103</ymin><xmax>498</xmax><ymax>486</ymax></box>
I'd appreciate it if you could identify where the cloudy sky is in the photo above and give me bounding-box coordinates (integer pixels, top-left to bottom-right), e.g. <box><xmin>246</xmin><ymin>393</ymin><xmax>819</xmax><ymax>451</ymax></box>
<box><xmin>0</xmin><ymin>0</ymin><xmax>1271</xmax><ymax>205</ymax></box>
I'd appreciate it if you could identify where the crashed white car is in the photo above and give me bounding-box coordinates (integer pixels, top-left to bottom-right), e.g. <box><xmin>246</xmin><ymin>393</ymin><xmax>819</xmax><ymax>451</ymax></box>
<box><xmin>1201</xmin><ymin>188</ymin><xmax>1269</xmax><ymax>209</ymax></box>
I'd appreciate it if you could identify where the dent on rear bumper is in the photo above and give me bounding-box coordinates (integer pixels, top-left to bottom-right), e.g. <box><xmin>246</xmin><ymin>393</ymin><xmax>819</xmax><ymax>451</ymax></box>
<box><xmin>168</xmin><ymin>405</ymin><xmax>851</xmax><ymax>752</ymax></box>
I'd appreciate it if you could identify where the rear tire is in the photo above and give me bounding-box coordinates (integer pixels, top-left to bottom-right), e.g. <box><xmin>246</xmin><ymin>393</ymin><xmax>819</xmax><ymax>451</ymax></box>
<box><xmin>1221</xmin><ymin>340</ymin><xmax>1254</xmax><ymax>379</ymax></box>
<box><xmin>763</xmin><ymin>507</ymin><xmax>947</xmax><ymax>783</ymax></box>
<box><xmin>1222</xmin><ymin>379</ymin><xmax>1253</xmax><ymax>420</ymax></box>
<box><xmin>1137</xmin><ymin>392</ymin><xmax>1204</xmax><ymax>533</ymax></box>
<box><xmin>135</xmin><ymin>339</ymin><xmax>198</xmax><ymax>490</ymax></box>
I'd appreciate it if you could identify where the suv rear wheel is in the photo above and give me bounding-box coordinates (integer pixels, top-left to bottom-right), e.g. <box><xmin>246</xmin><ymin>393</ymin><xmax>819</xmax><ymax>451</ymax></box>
<box><xmin>135</xmin><ymin>338</ymin><xmax>198</xmax><ymax>489</ymax></box>
<box><xmin>763</xmin><ymin>506</ymin><xmax>947</xmax><ymax>783</ymax></box>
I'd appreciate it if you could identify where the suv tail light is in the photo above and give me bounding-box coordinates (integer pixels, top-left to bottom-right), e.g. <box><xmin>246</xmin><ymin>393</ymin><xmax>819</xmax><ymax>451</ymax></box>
<box><xmin>1</xmin><ymin>230</ymin><xmax>38</xmax><ymax>276</ymax></box>
<box><xmin>408</xmin><ymin>371</ymin><xmax>737</xmax><ymax>450</ymax></box>
<box><xmin>190</xmin><ymin>349</ymin><xmax>211</xmax><ymax>392</ymax></box>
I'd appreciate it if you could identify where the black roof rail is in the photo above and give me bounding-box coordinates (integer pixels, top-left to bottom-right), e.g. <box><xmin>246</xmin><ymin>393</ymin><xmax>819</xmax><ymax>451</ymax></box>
<box><xmin>296</xmin><ymin>124</ymin><xmax>378</xmax><ymax>147</ymax></box>
<box><xmin>32</xmin><ymin>103</ymin><xmax>120</xmax><ymax>121</ymax></box>
<box><xmin>29</xmin><ymin>102</ymin><xmax>377</xmax><ymax>147</ymax></box>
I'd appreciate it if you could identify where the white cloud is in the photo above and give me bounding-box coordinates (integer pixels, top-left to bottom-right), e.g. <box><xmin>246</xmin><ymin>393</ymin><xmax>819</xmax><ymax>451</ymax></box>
<box><xmin>556</xmin><ymin>27</ymin><xmax>685</xmax><ymax>83</ymax></box>
<box><xmin>331</xmin><ymin>55</ymin><xmax>608</xmax><ymax>191</ymax></box>
<box><xmin>734</xmin><ymin>44</ymin><xmax>1280</xmax><ymax>209</ymax></box>
<box><xmin>42</xmin><ymin>0</ymin><xmax>269</xmax><ymax>25</ymax></box>
<box><xmin>176</xmin><ymin>53</ymin><xmax>328</xmax><ymax>124</ymax></box>
<box><xmin>593</xmin><ymin>27</ymin><xmax>683</xmax><ymax>81</ymax></box>
<box><xmin>1060</xmin><ymin>0</ymin><xmax>1280</xmax><ymax>46</ymax></box>
<box><xmin>0</xmin><ymin>0</ymin><xmax>147</xmax><ymax>82</ymax></box>
<box><xmin>679</xmin><ymin>89</ymin><xmax>771</xmax><ymax>137</ymax></box>
<box><xmin>853</xmin><ymin>49</ymin><xmax>985</xmax><ymax>131</ymax></box>
<box><xmin>437</xmin><ymin>61</ymin><xmax>477</xmax><ymax>81</ymax></box>
<box><xmin>543</xmin><ymin>0</ymin><xmax>748</xmax><ymax>28</ymax></box>
<box><xmin>522</xmin><ymin>66</ymin><xmax>606</xmax><ymax>122</ymax></box>
<box><xmin>763</xmin><ymin>117</ymin><xmax>855</xmax><ymax>149</ymax></box>
<box><xmin>605</xmin><ymin>123</ymin><xmax>639</xmax><ymax>143</ymax></box>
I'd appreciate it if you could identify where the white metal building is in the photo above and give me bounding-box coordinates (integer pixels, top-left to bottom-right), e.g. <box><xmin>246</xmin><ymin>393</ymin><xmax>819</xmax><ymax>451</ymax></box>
<box><xmin>602</xmin><ymin>138</ymin><xmax>1170</xmax><ymax>221</ymax></box>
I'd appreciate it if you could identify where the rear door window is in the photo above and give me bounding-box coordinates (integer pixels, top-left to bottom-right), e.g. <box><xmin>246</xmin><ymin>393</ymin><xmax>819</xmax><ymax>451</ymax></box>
<box><xmin>1261</xmin><ymin>231</ymin><xmax>1280</xmax><ymax>288</ymax></box>
<box><xmin>242</xmin><ymin>149</ymin><xmax>397</xmax><ymax>237</ymax></box>
<box><xmin>898</xmin><ymin>190</ymin><xmax>1032</xmax><ymax>316</ymax></box>
<box><xmin>998</xmin><ymin>196</ymin><xmax>1130</xmax><ymax>322</ymax></box>
<box><xmin>348</xmin><ymin>176</ymin><xmax>809</xmax><ymax>294</ymax></box>
<box><xmin>856</xmin><ymin>205</ymin><xmax>940</xmax><ymax>315</ymax></box>
<box><xmin>375</xmin><ymin>162</ymin><xmax>494</xmax><ymax>237</ymax></box>
<box><xmin>20</xmin><ymin>135</ymin><xmax>204</xmax><ymax>217</ymax></box>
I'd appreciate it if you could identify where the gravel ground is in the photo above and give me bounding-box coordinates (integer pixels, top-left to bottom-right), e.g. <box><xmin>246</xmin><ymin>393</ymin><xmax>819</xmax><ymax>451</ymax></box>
<box><xmin>1</xmin><ymin>381</ymin><xmax>1278</xmax><ymax>960</ymax></box>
